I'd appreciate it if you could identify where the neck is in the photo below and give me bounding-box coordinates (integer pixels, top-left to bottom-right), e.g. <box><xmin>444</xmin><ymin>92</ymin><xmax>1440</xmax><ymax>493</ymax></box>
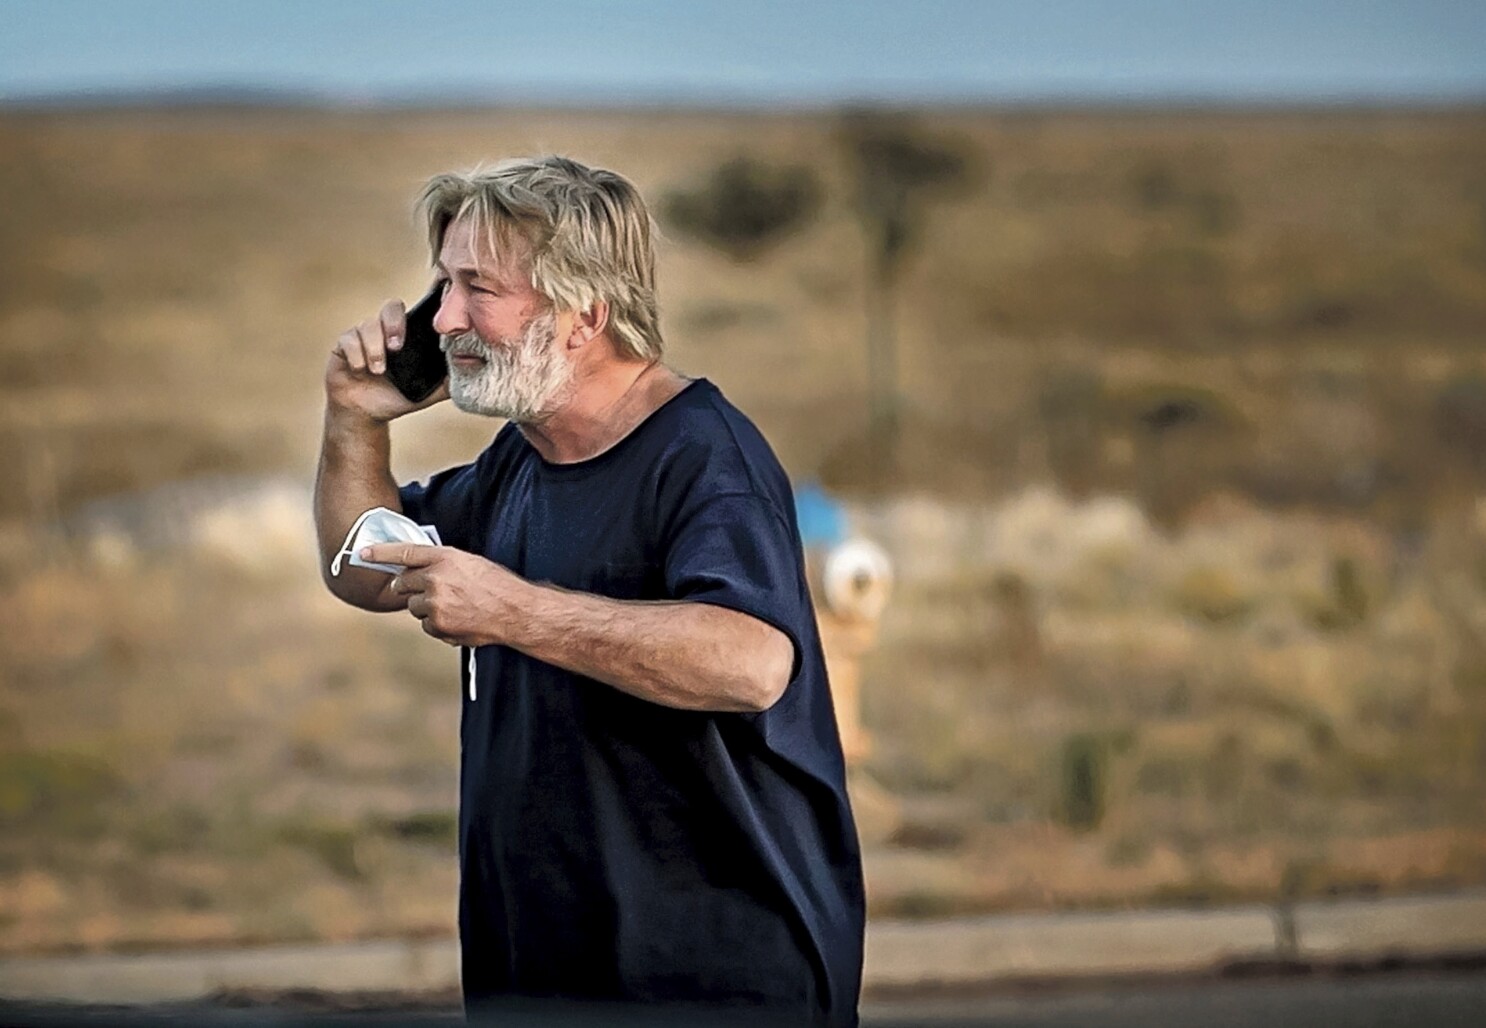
<box><xmin>517</xmin><ymin>358</ymin><xmax>687</xmax><ymax>464</ymax></box>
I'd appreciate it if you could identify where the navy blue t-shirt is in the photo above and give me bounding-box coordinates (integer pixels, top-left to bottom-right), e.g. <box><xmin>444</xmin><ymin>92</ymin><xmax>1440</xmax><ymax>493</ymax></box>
<box><xmin>398</xmin><ymin>378</ymin><xmax>865</xmax><ymax>1025</ymax></box>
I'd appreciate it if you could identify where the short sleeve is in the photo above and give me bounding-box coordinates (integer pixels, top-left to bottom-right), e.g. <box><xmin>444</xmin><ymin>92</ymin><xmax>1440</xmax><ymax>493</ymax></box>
<box><xmin>398</xmin><ymin>463</ymin><xmax>478</xmax><ymax>553</ymax></box>
<box><xmin>663</xmin><ymin>492</ymin><xmax>809</xmax><ymax>684</ymax></box>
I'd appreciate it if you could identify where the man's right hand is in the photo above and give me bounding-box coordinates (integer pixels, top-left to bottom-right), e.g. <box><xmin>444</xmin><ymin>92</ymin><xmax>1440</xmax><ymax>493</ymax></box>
<box><xmin>325</xmin><ymin>298</ymin><xmax>449</xmax><ymax>423</ymax></box>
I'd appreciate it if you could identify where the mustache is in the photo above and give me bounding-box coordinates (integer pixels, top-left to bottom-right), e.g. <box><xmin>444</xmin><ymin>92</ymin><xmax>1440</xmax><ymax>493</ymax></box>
<box><xmin>440</xmin><ymin>331</ymin><xmax>490</xmax><ymax>360</ymax></box>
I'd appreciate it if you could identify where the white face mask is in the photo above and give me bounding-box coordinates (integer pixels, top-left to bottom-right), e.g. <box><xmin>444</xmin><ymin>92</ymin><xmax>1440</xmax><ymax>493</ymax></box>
<box><xmin>329</xmin><ymin>506</ymin><xmax>442</xmax><ymax>577</ymax></box>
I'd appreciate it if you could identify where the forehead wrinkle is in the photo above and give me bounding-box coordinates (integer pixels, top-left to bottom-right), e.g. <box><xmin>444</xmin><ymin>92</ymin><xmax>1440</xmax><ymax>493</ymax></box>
<box><xmin>441</xmin><ymin>218</ymin><xmax>532</xmax><ymax>290</ymax></box>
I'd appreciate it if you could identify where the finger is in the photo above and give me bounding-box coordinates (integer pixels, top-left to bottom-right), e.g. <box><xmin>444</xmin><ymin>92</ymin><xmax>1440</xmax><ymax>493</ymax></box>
<box><xmin>361</xmin><ymin>542</ymin><xmax>441</xmax><ymax>568</ymax></box>
<box><xmin>356</xmin><ymin>320</ymin><xmax>387</xmax><ymax>374</ymax></box>
<box><xmin>393</xmin><ymin>568</ymin><xmax>430</xmax><ymax>594</ymax></box>
<box><xmin>407</xmin><ymin>593</ymin><xmax>431</xmax><ymax>620</ymax></box>
<box><xmin>381</xmin><ymin>298</ymin><xmax>407</xmax><ymax>352</ymax></box>
<box><xmin>420</xmin><ymin>616</ymin><xmax>459</xmax><ymax>646</ymax></box>
<box><xmin>337</xmin><ymin>329</ymin><xmax>367</xmax><ymax>372</ymax></box>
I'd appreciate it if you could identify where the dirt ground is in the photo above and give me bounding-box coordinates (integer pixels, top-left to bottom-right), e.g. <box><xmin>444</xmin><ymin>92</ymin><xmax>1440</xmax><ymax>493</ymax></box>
<box><xmin>1</xmin><ymin>104</ymin><xmax>1485</xmax><ymax>954</ymax></box>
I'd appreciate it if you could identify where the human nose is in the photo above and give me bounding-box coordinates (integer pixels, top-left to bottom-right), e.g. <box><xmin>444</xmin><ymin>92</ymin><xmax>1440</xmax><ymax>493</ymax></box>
<box><xmin>432</xmin><ymin>281</ymin><xmax>467</xmax><ymax>336</ymax></box>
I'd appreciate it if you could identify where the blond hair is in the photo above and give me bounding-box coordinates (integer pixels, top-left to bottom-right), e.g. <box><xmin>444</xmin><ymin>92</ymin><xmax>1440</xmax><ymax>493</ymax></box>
<box><xmin>416</xmin><ymin>156</ymin><xmax>663</xmax><ymax>361</ymax></box>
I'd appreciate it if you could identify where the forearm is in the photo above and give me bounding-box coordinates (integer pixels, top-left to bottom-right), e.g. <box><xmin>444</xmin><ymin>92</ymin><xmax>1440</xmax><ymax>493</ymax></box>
<box><xmin>505</xmin><ymin>583</ymin><xmax>793</xmax><ymax>713</ymax></box>
<box><xmin>313</xmin><ymin>408</ymin><xmax>404</xmax><ymax>611</ymax></box>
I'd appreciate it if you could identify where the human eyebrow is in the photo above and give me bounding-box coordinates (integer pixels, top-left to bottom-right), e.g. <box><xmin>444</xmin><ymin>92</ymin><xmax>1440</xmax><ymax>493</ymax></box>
<box><xmin>433</xmin><ymin>260</ymin><xmax>494</xmax><ymax>283</ymax></box>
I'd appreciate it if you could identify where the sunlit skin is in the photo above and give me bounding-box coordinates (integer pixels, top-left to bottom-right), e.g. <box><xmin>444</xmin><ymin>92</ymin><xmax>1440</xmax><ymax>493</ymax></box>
<box><xmin>314</xmin><ymin>215</ymin><xmax>795</xmax><ymax>713</ymax></box>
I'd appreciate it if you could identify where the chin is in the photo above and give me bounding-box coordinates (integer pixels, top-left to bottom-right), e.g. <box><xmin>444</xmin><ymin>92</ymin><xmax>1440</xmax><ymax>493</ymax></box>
<box><xmin>446</xmin><ymin>375</ymin><xmax>502</xmax><ymax>418</ymax></box>
<box><xmin>447</xmin><ymin>363</ymin><xmax>574</xmax><ymax>423</ymax></box>
<box><xmin>448</xmin><ymin>379</ymin><xmax>534</xmax><ymax>421</ymax></box>
<box><xmin>449</xmin><ymin>393</ymin><xmax>517</xmax><ymax>420</ymax></box>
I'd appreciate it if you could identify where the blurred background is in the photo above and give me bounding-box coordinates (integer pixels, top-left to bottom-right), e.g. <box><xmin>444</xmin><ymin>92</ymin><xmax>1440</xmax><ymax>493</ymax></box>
<box><xmin>2</xmin><ymin>0</ymin><xmax>1485</xmax><ymax>1009</ymax></box>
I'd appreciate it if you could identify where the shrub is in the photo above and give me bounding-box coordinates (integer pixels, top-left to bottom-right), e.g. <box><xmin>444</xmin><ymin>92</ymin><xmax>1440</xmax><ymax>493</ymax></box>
<box><xmin>0</xmin><ymin>750</ymin><xmax>123</xmax><ymax>838</ymax></box>
<box><xmin>660</xmin><ymin>157</ymin><xmax>823</xmax><ymax>262</ymax></box>
<box><xmin>1059</xmin><ymin>733</ymin><xmax>1107</xmax><ymax>832</ymax></box>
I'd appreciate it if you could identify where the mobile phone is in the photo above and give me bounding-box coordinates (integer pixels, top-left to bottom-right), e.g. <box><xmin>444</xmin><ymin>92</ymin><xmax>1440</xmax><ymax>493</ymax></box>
<box><xmin>385</xmin><ymin>282</ymin><xmax>448</xmax><ymax>403</ymax></box>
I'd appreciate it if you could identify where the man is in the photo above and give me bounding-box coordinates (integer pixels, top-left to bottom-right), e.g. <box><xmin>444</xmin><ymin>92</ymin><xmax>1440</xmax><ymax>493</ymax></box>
<box><xmin>314</xmin><ymin>156</ymin><xmax>864</xmax><ymax>1025</ymax></box>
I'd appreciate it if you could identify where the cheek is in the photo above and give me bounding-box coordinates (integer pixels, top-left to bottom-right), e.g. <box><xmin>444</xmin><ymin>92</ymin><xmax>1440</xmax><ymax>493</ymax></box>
<box><xmin>464</xmin><ymin>314</ymin><xmax>505</xmax><ymax>345</ymax></box>
<box><xmin>473</xmin><ymin>300</ymin><xmax>527</xmax><ymax>338</ymax></box>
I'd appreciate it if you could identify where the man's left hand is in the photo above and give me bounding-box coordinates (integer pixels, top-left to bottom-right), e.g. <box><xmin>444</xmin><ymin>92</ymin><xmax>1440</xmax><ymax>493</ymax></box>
<box><xmin>360</xmin><ymin>544</ymin><xmax>526</xmax><ymax>647</ymax></box>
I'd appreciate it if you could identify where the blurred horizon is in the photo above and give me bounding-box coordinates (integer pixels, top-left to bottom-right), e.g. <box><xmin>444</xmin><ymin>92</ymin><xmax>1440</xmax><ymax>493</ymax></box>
<box><xmin>3</xmin><ymin>0</ymin><xmax>1484</xmax><ymax>108</ymax></box>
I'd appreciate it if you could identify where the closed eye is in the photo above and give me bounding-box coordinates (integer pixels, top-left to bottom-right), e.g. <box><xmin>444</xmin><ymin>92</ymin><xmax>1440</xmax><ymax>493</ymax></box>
<box><xmin>435</xmin><ymin>269</ymin><xmax>497</xmax><ymax>296</ymax></box>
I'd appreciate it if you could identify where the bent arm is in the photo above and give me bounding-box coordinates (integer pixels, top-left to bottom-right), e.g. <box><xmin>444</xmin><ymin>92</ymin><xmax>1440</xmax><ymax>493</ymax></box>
<box><xmin>313</xmin><ymin>409</ymin><xmax>406</xmax><ymax>612</ymax></box>
<box><xmin>315</xmin><ymin>295</ymin><xmax>450</xmax><ymax>611</ymax></box>
<box><xmin>504</xmin><ymin>581</ymin><xmax>795</xmax><ymax>714</ymax></box>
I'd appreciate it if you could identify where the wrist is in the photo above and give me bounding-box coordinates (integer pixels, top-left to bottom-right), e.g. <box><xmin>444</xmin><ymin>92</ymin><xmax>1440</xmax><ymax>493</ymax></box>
<box><xmin>324</xmin><ymin>403</ymin><xmax>391</xmax><ymax>438</ymax></box>
<box><xmin>490</xmin><ymin>575</ymin><xmax>548</xmax><ymax>650</ymax></box>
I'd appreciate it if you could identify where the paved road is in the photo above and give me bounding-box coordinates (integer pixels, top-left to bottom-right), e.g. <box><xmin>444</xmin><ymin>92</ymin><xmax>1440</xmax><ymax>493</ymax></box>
<box><xmin>8</xmin><ymin>891</ymin><xmax>1486</xmax><ymax>1006</ymax></box>
<box><xmin>863</xmin><ymin>972</ymin><xmax>1486</xmax><ymax>1027</ymax></box>
<box><xmin>3</xmin><ymin>891</ymin><xmax>1484</xmax><ymax>1025</ymax></box>
<box><xmin>2</xmin><ymin>971</ymin><xmax>1484</xmax><ymax>1026</ymax></box>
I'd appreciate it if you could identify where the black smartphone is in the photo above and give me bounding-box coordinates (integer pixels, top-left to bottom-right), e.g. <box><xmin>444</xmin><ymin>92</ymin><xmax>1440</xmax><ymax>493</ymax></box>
<box><xmin>385</xmin><ymin>282</ymin><xmax>448</xmax><ymax>403</ymax></box>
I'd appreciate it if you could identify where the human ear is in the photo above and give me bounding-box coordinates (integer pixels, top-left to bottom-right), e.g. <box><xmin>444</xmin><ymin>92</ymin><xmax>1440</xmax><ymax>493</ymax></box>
<box><xmin>574</xmin><ymin>300</ymin><xmax>610</xmax><ymax>344</ymax></box>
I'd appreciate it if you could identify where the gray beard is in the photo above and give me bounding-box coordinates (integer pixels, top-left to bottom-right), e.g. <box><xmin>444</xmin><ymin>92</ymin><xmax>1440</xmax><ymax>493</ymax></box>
<box><xmin>440</xmin><ymin>311</ymin><xmax>572</xmax><ymax>422</ymax></box>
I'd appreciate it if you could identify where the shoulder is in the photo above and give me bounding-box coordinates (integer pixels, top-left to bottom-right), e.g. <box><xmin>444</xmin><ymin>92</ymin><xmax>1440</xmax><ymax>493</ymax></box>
<box><xmin>650</xmin><ymin>379</ymin><xmax>793</xmax><ymax>513</ymax></box>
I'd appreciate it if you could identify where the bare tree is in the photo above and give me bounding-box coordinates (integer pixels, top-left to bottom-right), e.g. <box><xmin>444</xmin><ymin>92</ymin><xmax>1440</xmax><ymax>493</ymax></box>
<box><xmin>840</xmin><ymin>113</ymin><xmax>976</xmax><ymax>444</ymax></box>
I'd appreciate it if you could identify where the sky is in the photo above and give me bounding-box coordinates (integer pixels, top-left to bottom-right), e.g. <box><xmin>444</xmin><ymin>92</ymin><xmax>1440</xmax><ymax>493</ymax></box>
<box><xmin>2</xmin><ymin>0</ymin><xmax>1483</xmax><ymax>106</ymax></box>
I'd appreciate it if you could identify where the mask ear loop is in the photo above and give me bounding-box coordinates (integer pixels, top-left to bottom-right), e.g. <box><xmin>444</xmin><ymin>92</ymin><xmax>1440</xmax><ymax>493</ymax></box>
<box><xmin>329</xmin><ymin>507</ymin><xmax>379</xmax><ymax>577</ymax></box>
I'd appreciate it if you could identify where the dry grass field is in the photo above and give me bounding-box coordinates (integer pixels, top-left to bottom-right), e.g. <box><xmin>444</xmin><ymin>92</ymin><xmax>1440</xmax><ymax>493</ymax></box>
<box><xmin>1</xmin><ymin>105</ymin><xmax>1485</xmax><ymax>954</ymax></box>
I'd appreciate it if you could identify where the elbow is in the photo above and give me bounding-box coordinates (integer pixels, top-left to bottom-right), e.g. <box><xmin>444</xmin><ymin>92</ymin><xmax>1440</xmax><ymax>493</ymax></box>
<box><xmin>736</xmin><ymin>630</ymin><xmax>795</xmax><ymax>713</ymax></box>
<box><xmin>687</xmin><ymin>608</ymin><xmax>796</xmax><ymax>714</ymax></box>
<box><xmin>320</xmin><ymin>567</ymin><xmax>352</xmax><ymax>605</ymax></box>
<box><xmin>743</xmin><ymin>676</ymin><xmax>788</xmax><ymax>714</ymax></box>
<box><xmin>320</xmin><ymin>565</ymin><xmax>402</xmax><ymax>613</ymax></box>
<box><xmin>320</xmin><ymin>567</ymin><xmax>361</xmax><ymax>608</ymax></box>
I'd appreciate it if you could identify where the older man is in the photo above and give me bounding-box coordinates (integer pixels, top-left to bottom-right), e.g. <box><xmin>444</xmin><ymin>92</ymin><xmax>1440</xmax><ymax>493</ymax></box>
<box><xmin>314</xmin><ymin>156</ymin><xmax>864</xmax><ymax>1025</ymax></box>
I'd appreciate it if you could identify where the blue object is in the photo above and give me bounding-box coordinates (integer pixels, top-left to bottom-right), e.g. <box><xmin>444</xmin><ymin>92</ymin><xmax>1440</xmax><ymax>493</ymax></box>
<box><xmin>794</xmin><ymin>480</ymin><xmax>848</xmax><ymax>550</ymax></box>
